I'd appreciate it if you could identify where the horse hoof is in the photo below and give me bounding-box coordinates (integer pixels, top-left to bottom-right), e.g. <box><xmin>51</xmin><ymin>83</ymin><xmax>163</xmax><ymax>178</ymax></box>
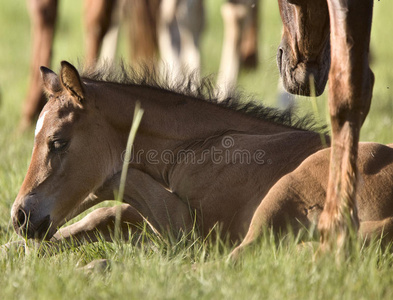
<box><xmin>0</xmin><ymin>240</ymin><xmax>27</xmax><ymax>257</ymax></box>
<box><xmin>228</xmin><ymin>246</ymin><xmax>243</xmax><ymax>264</ymax></box>
<box><xmin>78</xmin><ymin>259</ymin><xmax>111</xmax><ymax>274</ymax></box>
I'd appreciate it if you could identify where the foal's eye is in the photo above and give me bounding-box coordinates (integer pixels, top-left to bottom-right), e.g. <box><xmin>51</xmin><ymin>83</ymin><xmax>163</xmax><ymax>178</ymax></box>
<box><xmin>49</xmin><ymin>140</ymin><xmax>69</xmax><ymax>153</ymax></box>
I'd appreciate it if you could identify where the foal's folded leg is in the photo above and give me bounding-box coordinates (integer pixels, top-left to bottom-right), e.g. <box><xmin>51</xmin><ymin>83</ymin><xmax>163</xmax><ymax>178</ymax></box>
<box><xmin>114</xmin><ymin>168</ymin><xmax>196</xmax><ymax>235</ymax></box>
<box><xmin>359</xmin><ymin>217</ymin><xmax>393</xmax><ymax>247</ymax></box>
<box><xmin>2</xmin><ymin>205</ymin><xmax>139</xmax><ymax>255</ymax></box>
<box><xmin>229</xmin><ymin>173</ymin><xmax>312</xmax><ymax>262</ymax></box>
<box><xmin>52</xmin><ymin>204</ymin><xmax>143</xmax><ymax>246</ymax></box>
<box><xmin>54</xmin><ymin>168</ymin><xmax>196</xmax><ymax>248</ymax></box>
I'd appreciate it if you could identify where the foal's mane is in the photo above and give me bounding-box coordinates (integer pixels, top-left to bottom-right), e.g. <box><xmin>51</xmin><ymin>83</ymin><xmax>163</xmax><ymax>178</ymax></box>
<box><xmin>81</xmin><ymin>62</ymin><xmax>327</xmax><ymax>133</ymax></box>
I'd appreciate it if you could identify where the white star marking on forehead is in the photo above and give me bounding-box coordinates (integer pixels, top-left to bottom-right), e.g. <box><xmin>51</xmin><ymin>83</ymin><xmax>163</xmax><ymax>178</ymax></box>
<box><xmin>35</xmin><ymin>110</ymin><xmax>49</xmax><ymax>137</ymax></box>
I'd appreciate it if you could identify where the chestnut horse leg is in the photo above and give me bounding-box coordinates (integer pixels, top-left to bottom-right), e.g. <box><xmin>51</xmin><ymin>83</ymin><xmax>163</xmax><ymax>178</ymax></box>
<box><xmin>318</xmin><ymin>0</ymin><xmax>374</xmax><ymax>253</ymax></box>
<box><xmin>20</xmin><ymin>0</ymin><xmax>58</xmax><ymax>131</ymax></box>
<box><xmin>97</xmin><ymin>0</ymin><xmax>123</xmax><ymax>65</ymax></box>
<box><xmin>158</xmin><ymin>0</ymin><xmax>181</xmax><ymax>76</ymax></box>
<box><xmin>216</xmin><ymin>0</ymin><xmax>258</xmax><ymax>95</ymax></box>
<box><xmin>127</xmin><ymin>0</ymin><xmax>160</xmax><ymax>65</ymax></box>
<box><xmin>216</xmin><ymin>2</ymin><xmax>248</xmax><ymax>93</ymax></box>
<box><xmin>239</xmin><ymin>0</ymin><xmax>258</xmax><ymax>69</ymax></box>
<box><xmin>84</xmin><ymin>0</ymin><xmax>117</xmax><ymax>67</ymax></box>
<box><xmin>176</xmin><ymin>0</ymin><xmax>205</xmax><ymax>80</ymax></box>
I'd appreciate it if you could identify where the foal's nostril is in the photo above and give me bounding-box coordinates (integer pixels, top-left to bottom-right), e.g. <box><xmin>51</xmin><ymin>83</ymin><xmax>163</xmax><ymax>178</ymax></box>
<box><xmin>16</xmin><ymin>209</ymin><xmax>27</xmax><ymax>229</ymax></box>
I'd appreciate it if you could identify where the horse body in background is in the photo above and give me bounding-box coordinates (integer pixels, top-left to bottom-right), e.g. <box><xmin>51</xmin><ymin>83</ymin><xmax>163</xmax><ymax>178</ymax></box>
<box><xmin>11</xmin><ymin>61</ymin><xmax>326</xmax><ymax>245</ymax></box>
<box><xmin>276</xmin><ymin>0</ymin><xmax>374</xmax><ymax>252</ymax></box>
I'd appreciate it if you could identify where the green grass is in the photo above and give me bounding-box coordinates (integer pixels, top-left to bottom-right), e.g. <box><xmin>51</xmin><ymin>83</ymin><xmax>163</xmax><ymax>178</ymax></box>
<box><xmin>0</xmin><ymin>1</ymin><xmax>393</xmax><ymax>299</ymax></box>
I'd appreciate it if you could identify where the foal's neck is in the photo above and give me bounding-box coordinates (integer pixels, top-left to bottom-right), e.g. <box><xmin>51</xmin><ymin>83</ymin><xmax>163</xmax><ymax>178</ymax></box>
<box><xmin>97</xmin><ymin>82</ymin><xmax>296</xmax><ymax>142</ymax></box>
<box><xmin>94</xmin><ymin>82</ymin><xmax>303</xmax><ymax>184</ymax></box>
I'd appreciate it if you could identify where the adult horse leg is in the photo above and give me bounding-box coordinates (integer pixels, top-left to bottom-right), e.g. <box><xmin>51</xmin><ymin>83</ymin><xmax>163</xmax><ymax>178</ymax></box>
<box><xmin>20</xmin><ymin>0</ymin><xmax>58</xmax><ymax>131</ymax></box>
<box><xmin>127</xmin><ymin>0</ymin><xmax>160</xmax><ymax>65</ymax></box>
<box><xmin>158</xmin><ymin>0</ymin><xmax>182</xmax><ymax>78</ymax></box>
<box><xmin>318</xmin><ymin>0</ymin><xmax>374</xmax><ymax>253</ymax></box>
<box><xmin>84</xmin><ymin>0</ymin><xmax>118</xmax><ymax>67</ymax></box>
<box><xmin>239</xmin><ymin>0</ymin><xmax>258</xmax><ymax>69</ymax></box>
<box><xmin>97</xmin><ymin>0</ymin><xmax>123</xmax><ymax>65</ymax></box>
<box><xmin>176</xmin><ymin>0</ymin><xmax>205</xmax><ymax>80</ymax></box>
<box><xmin>216</xmin><ymin>1</ymin><xmax>248</xmax><ymax>94</ymax></box>
<box><xmin>216</xmin><ymin>0</ymin><xmax>259</xmax><ymax>95</ymax></box>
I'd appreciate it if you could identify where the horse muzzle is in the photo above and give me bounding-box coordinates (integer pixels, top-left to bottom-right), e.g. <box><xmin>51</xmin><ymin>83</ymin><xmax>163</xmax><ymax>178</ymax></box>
<box><xmin>277</xmin><ymin>41</ymin><xmax>330</xmax><ymax>97</ymax></box>
<box><xmin>11</xmin><ymin>196</ymin><xmax>54</xmax><ymax>240</ymax></box>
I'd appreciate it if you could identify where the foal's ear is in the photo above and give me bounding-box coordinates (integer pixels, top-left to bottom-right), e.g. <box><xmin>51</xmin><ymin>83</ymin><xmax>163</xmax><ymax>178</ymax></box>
<box><xmin>40</xmin><ymin>66</ymin><xmax>62</xmax><ymax>95</ymax></box>
<box><xmin>60</xmin><ymin>61</ymin><xmax>84</xmax><ymax>105</ymax></box>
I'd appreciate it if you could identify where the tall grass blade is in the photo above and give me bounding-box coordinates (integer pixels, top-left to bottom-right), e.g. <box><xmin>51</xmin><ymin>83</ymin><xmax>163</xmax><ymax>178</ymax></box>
<box><xmin>309</xmin><ymin>74</ymin><xmax>328</xmax><ymax>147</ymax></box>
<box><xmin>114</xmin><ymin>102</ymin><xmax>144</xmax><ymax>241</ymax></box>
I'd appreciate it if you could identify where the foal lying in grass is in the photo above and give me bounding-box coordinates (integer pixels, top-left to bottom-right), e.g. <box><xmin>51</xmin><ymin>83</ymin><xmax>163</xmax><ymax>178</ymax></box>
<box><xmin>6</xmin><ymin>62</ymin><xmax>393</xmax><ymax>257</ymax></box>
<box><xmin>10</xmin><ymin>61</ymin><xmax>327</xmax><ymax>246</ymax></box>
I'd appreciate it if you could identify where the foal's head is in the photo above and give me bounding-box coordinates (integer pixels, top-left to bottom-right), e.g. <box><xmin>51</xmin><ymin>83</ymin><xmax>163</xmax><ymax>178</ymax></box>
<box><xmin>277</xmin><ymin>0</ymin><xmax>330</xmax><ymax>96</ymax></box>
<box><xmin>12</xmin><ymin>62</ymin><xmax>118</xmax><ymax>240</ymax></box>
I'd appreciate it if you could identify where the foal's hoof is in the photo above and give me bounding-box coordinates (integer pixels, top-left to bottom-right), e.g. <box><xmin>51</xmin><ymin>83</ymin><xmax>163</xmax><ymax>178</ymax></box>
<box><xmin>78</xmin><ymin>259</ymin><xmax>111</xmax><ymax>274</ymax></box>
<box><xmin>296</xmin><ymin>241</ymin><xmax>320</xmax><ymax>255</ymax></box>
<box><xmin>227</xmin><ymin>246</ymin><xmax>244</xmax><ymax>264</ymax></box>
<box><xmin>0</xmin><ymin>240</ymin><xmax>28</xmax><ymax>257</ymax></box>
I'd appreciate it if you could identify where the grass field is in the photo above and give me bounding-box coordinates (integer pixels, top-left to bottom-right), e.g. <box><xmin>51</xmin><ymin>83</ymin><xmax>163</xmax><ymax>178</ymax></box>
<box><xmin>0</xmin><ymin>1</ymin><xmax>393</xmax><ymax>299</ymax></box>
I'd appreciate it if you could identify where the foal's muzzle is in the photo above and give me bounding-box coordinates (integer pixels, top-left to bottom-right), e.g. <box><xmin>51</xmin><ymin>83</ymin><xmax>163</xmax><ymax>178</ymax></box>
<box><xmin>12</xmin><ymin>209</ymin><xmax>52</xmax><ymax>240</ymax></box>
<box><xmin>11</xmin><ymin>199</ymin><xmax>53</xmax><ymax>240</ymax></box>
